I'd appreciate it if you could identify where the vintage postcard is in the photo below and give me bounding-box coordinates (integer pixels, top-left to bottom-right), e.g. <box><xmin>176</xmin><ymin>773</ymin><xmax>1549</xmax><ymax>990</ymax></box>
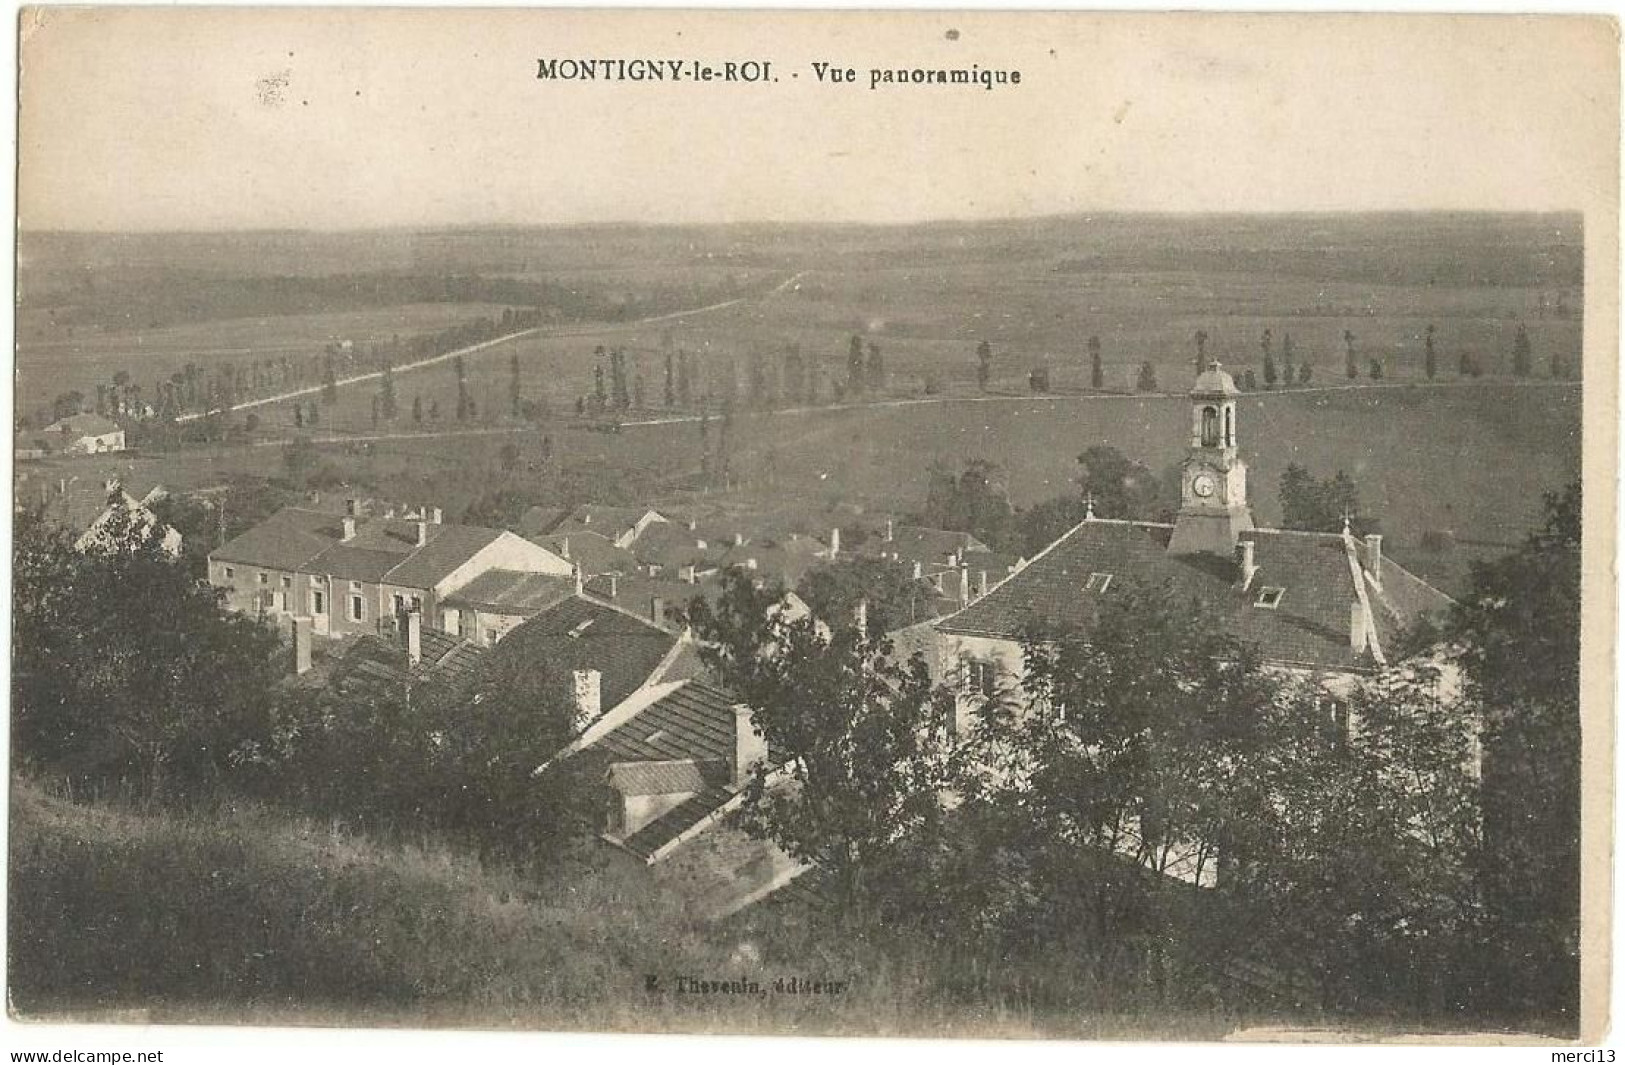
<box><xmin>8</xmin><ymin>7</ymin><xmax>1618</xmax><ymax>1058</ymax></box>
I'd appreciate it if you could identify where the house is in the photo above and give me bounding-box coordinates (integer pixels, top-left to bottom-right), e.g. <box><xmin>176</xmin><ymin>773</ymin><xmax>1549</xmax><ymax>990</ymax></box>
<box><xmin>75</xmin><ymin>480</ymin><xmax>183</xmax><ymax>557</ymax></box>
<box><xmin>525</xmin><ymin>503</ymin><xmax>670</xmax><ymax>549</ymax></box>
<box><xmin>931</xmin><ymin>362</ymin><xmax>1456</xmax><ymax>732</ymax></box>
<box><xmin>208</xmin><ymin>498</ymin><xmax>572</xmax><ymax>638</ymax></box>
<box><xmin>494</xmin><ymin>592</ymin><xmax>706</xmax><ymax>731</ymax></box>
<box><xmin>530</xmin><ymin>529</ymin><xmax>640</xmax><ymax>580</ymax></box>
<box><xmin>438</xmin><ymin>569</ymin><xmax>576</xmax><ymax>645</ymax></box>
<box><xmin>42</xmin><ymin>413</ymin><xmax>126</xmax><ymax>454</ymax></box>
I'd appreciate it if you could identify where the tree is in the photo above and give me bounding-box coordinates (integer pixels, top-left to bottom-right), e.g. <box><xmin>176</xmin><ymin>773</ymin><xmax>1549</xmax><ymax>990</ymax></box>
<box><xmin>664</xmin><ymin>347</ymin><xmax>677</xmax><ymax>407</ymax></box>
<box><xmin>1512</xmin><ymin>323</ymin><xmax>1533</xmax><ymax>377</ymax></box>
<box><xmin>1194</xmin><ymin>329</ymin><xmax>1208</xmax><ymax>374</ymax></box>
<box><xmin>1424</xmin><ymin>324</ymin><xmax>1438</xmax><ymax>380</ymax></box>
<box><xmin>1243</xmin><ymin>369</ymin><xmax>1258</xmax><ymax>391</ymax></box>
<box><xmin>592</xmin><ymin>362</ymin><xmax>607</xmax><ymax>413</ymax></box>
<box><xmin>12</xmin><ymin>506</ymin><xmax>283</xmax><ymax>799</ymax></box>
<box><xmin>798</xmin><ymin>557</ymin><xmax>936</xmax><ymax>635</ymax></box>
<box><xmin>1369</xmin><ymin>357</ymin><xmax>1384</xmax><ymax>380</ymax></box>
<box><xmin>380</xmin><ymin>353</ymin><xmax>397</xmax><ymax>419</ymax></box>
<box><xmin>510</xmin><ymin>352</ymin><xmax>523</xmax><ymax>418</ymax></box>
<box><xmin>866</xmin><ymin>342</ymin><xmax>886</xmax><ymax>393</ymax></box>
<box><xmin>976</xmin><ymin>339</ymin><xmax>993</xmax><ymax>392</ymax></box>
<box><xmin>1298</xmin><ymin>363</ymin><xmax>1313</xmax><ymax>386</ymax></box>
<box><xmin>412</xmin><ymin>395</ymin><xmax>423</xmax><ymax>424</ymax></box>
<box><xmin>1136</xmin><ymin>362</ymin><xmax>1157</xmax><ymax>392</ymax></box>
<box><xmin>498</xmin><ymin>442</ymin><xmax>521</xmax><ymax>473</ymax></box>
<box><xmin>1281</xmin><ymin>332</ymin><xmax>1296</xmax><ymax>386</ymax></box>
<box><xmin>1450</xmin><ymin>482</ymin><xmax>1580</xmax><ymax>1021</ymax></box>
<box><xmin>294</xmin><ymin>403</ymin><xmax>304</xmax><ymax>429</ymax></box>
<box><xmin>321</xmin><ymin>355</ymin><xmax>338</xmax><ymax>404</ymax></box>
<box><xmin>1345</xmin><ymin>330</ymin><xmax>1358</xmax><ymax>380</ymax></box>
<box><xmin>1262</xmin><ymin>329</ymin><xmax>1277</xmax><ymax>388</ymax></box>
<box><xmin>1089</xmin><ymin>335</ymin><xmax>1104</xmax><ymax>389</ymax></box>
<box><xmin>455</xmin><ymin>354</ymin><xmax>471</xmax><ymax>421</ymax></box>
<box><xmin>921</xmin><ymin>458</ymin><xmax>1015</xmax><ymax>549</ymax></box>
<box><xmin>1279</xmin><ymin>463</ymin><xmax>1368</xmax><ymax>534</ymax></box>
<box><xmin>845</xmin><ymin>334</ymin><xmax>867</xmax><ymax>397</ymax></box>
<box><xmin>1076</xmin><ymin>445</ymin><xmax>1169</xmax><ymax>522</ymax></box>
<box><xmin>687</xmin><ymin>571</ymin><xmax>953</xmax><ymax>904</ymax></box>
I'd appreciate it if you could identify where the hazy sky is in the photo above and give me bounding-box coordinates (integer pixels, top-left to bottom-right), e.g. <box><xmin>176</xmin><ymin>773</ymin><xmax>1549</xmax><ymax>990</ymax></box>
<box><xmin>18</xmin><ymin>9</ymin><xmax>1618</xmax><ymax>230</ymax></box>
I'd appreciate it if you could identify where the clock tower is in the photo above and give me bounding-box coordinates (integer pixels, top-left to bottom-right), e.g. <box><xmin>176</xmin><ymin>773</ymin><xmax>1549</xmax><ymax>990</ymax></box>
<box><xmin>1167</xmin><ymin>361</ymin><xmax>1254</xmax><ymax>556</ymax></box>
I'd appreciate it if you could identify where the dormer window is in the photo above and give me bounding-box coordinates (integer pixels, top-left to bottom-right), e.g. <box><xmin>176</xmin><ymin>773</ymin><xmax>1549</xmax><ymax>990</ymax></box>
<box><xmin>1255</xmin><ymin>586</ymin><xmax>1286</xmax><ymax>609</ymax></box>
<box><xmin>1085</xmin><ymin>572</ymin><xmax>1113</xmax><ymax>593</ymax></box>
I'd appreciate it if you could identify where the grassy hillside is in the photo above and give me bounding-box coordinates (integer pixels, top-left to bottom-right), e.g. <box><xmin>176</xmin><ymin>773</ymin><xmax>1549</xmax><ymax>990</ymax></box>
<box><xmin>7</xmin><ymin>778</ymin><xmax>1235</xmax><ymax>1036</ymax></box>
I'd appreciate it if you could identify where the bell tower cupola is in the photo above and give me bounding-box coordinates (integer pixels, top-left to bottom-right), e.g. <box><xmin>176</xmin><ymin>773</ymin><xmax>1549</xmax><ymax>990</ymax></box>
<box><xmin>1168</xmin><ymin>361</ymin><xmax>1255</xmax><ymax>556</ymax></box>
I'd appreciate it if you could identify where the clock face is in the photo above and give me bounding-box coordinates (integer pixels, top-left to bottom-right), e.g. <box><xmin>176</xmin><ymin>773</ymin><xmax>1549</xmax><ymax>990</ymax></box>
<box><xmin>1192</xmin><ymin>473</ymin><xmax>1217</xmax><ymax>499</ymax></box>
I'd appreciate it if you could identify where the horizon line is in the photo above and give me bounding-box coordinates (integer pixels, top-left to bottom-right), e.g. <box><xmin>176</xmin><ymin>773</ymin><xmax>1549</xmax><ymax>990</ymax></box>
<box><xmin>17</xmin><ymin>207</ymin><xmax>1587</xmax><ymax>239</ymax></box>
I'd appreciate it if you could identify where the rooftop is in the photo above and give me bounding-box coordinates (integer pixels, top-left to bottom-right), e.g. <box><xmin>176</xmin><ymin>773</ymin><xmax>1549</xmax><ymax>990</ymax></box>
<box><xmin>497</xmin><ymin>594</ymin><xmax>682</xmax><ymax>711</ymax></box>
<box><xmin>937</xmin><ymin>517</ymin><xmax>1452</xmax><ymax>673</ymax></box>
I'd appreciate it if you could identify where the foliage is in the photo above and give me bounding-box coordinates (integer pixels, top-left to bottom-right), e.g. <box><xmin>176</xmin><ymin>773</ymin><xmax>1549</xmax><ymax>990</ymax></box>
<box><xmin>975</xmin><ymin>339</ymin><xmax>992</xmax><ymax>391</ymax></box>
<box><xmin>1076</xmin><ymin>445</ymin><xmax>1172</xmax><ymax>522</ymax></box>
<box><xmin>12</xmin><ymin>505</ymin><xmax>283</xmax><ymax>798</ymax></box>
<box><xmin>920</xmin><ymin>458</ymin><xmax>1015</xmax><ymax>550</ymax></box>
<box><xmin>797</xmin><ymin>557</ymin><xmax>938</xmax><ymax>635</ymax></box>
<box><xmin>1512</xmin><ymin>322</ymin><xmax>1534</xmax><ymax>377</ymax></box>
<box><xmin>1424</xmin><ymin>324</ymin><xmax>1438</xmax><ymax>379</ymax></box>
<box><xmin>1136</xmin><ymin>362</ymin><xmax>1157</xmax><ymax>391</ymax></box>
<box><xmin>1278</xmin><ymin>463</ymin><xmax>1372</xmax><ymax>535</ymax></box>
<box><xmin>687</xmin><ymin>571</ymin><xmax>953</xmax><ymax>903</ymax></box>
<box><xmin>1449</xmin><ymin>481</ymin><xmax>1580</xmax><ymax>1022</ymax></box>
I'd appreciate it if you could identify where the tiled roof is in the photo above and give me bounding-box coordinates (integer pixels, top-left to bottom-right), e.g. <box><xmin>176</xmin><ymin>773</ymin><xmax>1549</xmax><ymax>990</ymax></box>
<box><xmin>212</xmin><ymin>506</ymin><xmax>340</xmax><ymax>571</ymax></box>
<box><xmin>45</xmin><ymin>413</ymin><xmax>121</xmax><ymax>437</ymax></box>
<box><xmin>517</xmin><ymin>505</ymin><xmax>571</xmax><ymax>536</ymax></box>
<box><xmin>585</xmin><ymin>574</ymin><xmax>712</xmax><ymax>624</ymax></box>
<box><xmin>497</xmin><ymin>594</ymin><xmax>679</xmax><ymax>710</ymax></box>
<box><xmin>630</xmin><ymin>522</ymin><xmax>728</xmax><ymax>569</ymax></box>
<box><xmin>606</xmin><ymin>758</ymin><xmax>728</xmax><ymax>796</ymax></box>
<box><xmin>620</xmin><ymin>785</ymin><xmax>736</xmax><ymax>860</ymax></box>
<box><xmin>379</xmin><ymin>523</ymin><xmax>506</xmax><ymax>589</ymax></box>
<box><xmin>533</xmin><ymin>529</ymin><xmax>639</xmax><ymax>577</ymax></box>
<box><xmin>592</xmin><ymin>679</ymin><xmax>741</xmax><ymax>765</ymax></box>
<box><xmin>441</xmin><ymin>569</ymin><xmax>573</xmax><ymax>615</ymax></box>
<box><xmin>334</xmin><ymin>628</ymin><xmax>488</xmax><ymax>694</ymax></box>
<box><xmin>938</xmin><ymin>518</ymin><xmax>1450</xmax><ymax>672</ymax></box>
<box><xmin>309</xmin><ymin>542</ymin><xmax>409</xmax><ymax>583</ymax></box>
<box><xmin>860</xmin><ymin>525</ymin><xmax>988</xmax><ymax>566</ymax></box>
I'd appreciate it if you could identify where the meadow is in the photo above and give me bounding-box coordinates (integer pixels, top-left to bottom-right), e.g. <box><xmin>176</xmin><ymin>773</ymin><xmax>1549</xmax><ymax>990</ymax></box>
<box><xmin>8</xmin><ymin>777</ymin><xmax>1244</xmax><ymax>1037</ymax></box>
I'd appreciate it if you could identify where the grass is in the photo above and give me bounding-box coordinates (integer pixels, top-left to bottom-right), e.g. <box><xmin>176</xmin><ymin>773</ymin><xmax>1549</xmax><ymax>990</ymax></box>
<box><xmin>8</xmin><ymin>777</ymin><xmax>1249</xmax><ymax>1037</ymax></box>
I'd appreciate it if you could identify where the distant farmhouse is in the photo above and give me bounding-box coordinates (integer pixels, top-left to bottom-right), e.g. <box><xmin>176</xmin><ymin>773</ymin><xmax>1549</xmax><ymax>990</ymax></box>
<box><xmin>41</xmin><ymin>413</ymin><xmax>126</xmax><ymax>455</ymax></box>
<box><xmin>209</xmin><ymin>498</ymin><xmax>573</xmax><ymax>639</ymax></box>
<box><xmin>931</xmin><ymin>363</ymin><xmax>1456</xmax><ymax>733</ymax></box>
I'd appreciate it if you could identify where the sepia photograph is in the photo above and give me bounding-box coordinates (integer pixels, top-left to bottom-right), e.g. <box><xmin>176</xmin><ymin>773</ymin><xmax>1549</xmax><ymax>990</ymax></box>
<box><xmin>7</xmin><ymin>7</ymin><xmax>1619</xmax><ymax>1056</ymax></box>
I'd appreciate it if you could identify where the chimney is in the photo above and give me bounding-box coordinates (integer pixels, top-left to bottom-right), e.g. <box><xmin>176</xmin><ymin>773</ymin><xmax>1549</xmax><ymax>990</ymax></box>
<box><xmin>912</xmin><ymin>560</ymin><xmax>922</xmax><ymax>580</ymax></box>
<box><xmin>651</xmin><ymin>596</ymin><xmax>666</xmax><ymax>627</ymax></box>
<box><xmin>292</xmin><ymin>616</ymin><xmax>313</xmax><ymax>675</ymax></box>
<box><xmin>573</xmin><ymin>564</ymin><xmax>584</xmax><ymax>595</ymax></box>
<box><xmin>885</xmin><ymin>518</ymin><xmax>895</xmax><ymax>542</ymax></box>
<box><xmin>559</xmin><ymin>536</ymin><xmax>571</xmax><ymax>559</ymax></box>
<box><xmin>854</xmin><ymin>598</ymin><xmax>868</xmax><ymax>637</ymax></box>
<box><xmin>431</xmin><ymin>507</ymin><xmax>443</xmax><ymax>524</ymax></box>
<box><xmin>572</xmin><ymin>668</ymin><xmax>602</xmax><ymax>729</ymax></box>
<box><xmin>977</xmin><ymin>570</ymin><xmax>990</xmax><ymax>599</ymax></box>
<box><xmin>406</xmin><ymin>610</ymin><xmax>423</xmax><ymax>664</ymax></box>
<box><xmin>607</xmin><ymin>574</ymin><xmax>619</xmax><ymax>600</ymax></box>
<box><xmin>680</xmin><ymin>563</ymin><xmax>696</xmax><ymax>584</ymax></box>
<box><xmin>415</xmin><ymin>520</ymin><xmax>428</xmax><ymax>546</ymax></box>
<box><xmin>341</xmin><ymin>516</ymin><xmax>357</xmax><ymax>541</ymax></box>
<box><xmin>959</xmin><ymin>564</ymin><xmax>971</xmax><ymax>607</ymax></box>
<box><xmin>732</xmin><ymin>703</ymin><xmax>767</xmax><ymax>787</ymax></box>
<box><xmin>345</xmin><ymin>498</ymin><xmax>359</xmax><ymax>517</ymax></box>
<box><xmin>1349</xmin><ymin>601</ymin><xmax>1369</xmax><ymax>653</ymax></box>
<box><xmin>1363</xmin><ymin>534</ymin><xmax>1384</xmax><ymax>589</ymax></box>
<box><xmin>829</xmin><ymin>527</ymin><xmax>841</xmax><ymax>559</ymax></box>
<box><xmin>1237</xmin><ymin>540</ymin><xmax>1258</xmax><ymax>589</ymax></box>
<box><xmin>734</xmin><ymin>531</ymin><xmax>744</xmax><ymax>547</ymax></box>
<box><xmin>688</xmin><ymin>517</ymin><xmax>697</xmax><ymax>531</ymax></box>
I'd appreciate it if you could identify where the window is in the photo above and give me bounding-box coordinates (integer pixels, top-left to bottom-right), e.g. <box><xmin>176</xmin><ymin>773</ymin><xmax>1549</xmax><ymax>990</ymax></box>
<box><xmin>257</xmin><ymin>572</ymin><xmax>269</xmax><ymax>585</ymax></box>
<box><xmin>1200</xmin><ymin>405</ymin><xmax>1219</xmax><ymax>448</ymax></box>
<box><xmin>1255</xmin><ymin>586</ymin><xmax>1286</xmax><ymax>609</ymax></box>
<box><xmin>349</xmin><ymin>595</ymin><xmax>364</xmax><ymax>622</ymax></box>
<box><xmin>392</xmin><ymin>593</ymin><xmax>405</xmax><ymax>614</ymax></box>
<box><xmin>223</xmin><ymin>566</ymin><xmax>235</xmax><ymax>579</ymax></box>
<box><xmin>485</xmin><ymin>628</ymin><xmax>498</xmax><ymax>644</ymax></box>
<box><xmin>311</xmin><ymin>590</ymin><xmax>326</xmax><ymax>615</ymax></box>
<box><xmin>281</xmin><ymin>576</ymin><xmax>292</xmax><ymax>589</ymax></box>
<box><xmin>962</xmin><ymin>658</ymin><xmax>997</xmax><ymax>698</ymax></box>
<box><xmin>349</xmin><ymin>580</ymin><xmax>362</xmax><ymax>592</ymax></box>
<box><xmin>1085</xmin><ymin>572</ymin><xmax>1113</xmax><ymax>593</ymax></box>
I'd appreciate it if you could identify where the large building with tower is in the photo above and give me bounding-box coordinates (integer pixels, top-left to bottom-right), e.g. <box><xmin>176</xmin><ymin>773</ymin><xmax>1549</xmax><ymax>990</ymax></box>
<box><xmin>931</xmin><ymin>362</ymin><xmax>1455</xmax><ymax>732</ymax></box>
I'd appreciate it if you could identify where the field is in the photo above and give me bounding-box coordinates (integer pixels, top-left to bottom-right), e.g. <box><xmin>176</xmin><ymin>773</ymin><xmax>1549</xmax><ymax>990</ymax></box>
<box><xmin>16</xmin><ymin>213</ymin><xmax>1585</xmax><ymax>595</ymax></box>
